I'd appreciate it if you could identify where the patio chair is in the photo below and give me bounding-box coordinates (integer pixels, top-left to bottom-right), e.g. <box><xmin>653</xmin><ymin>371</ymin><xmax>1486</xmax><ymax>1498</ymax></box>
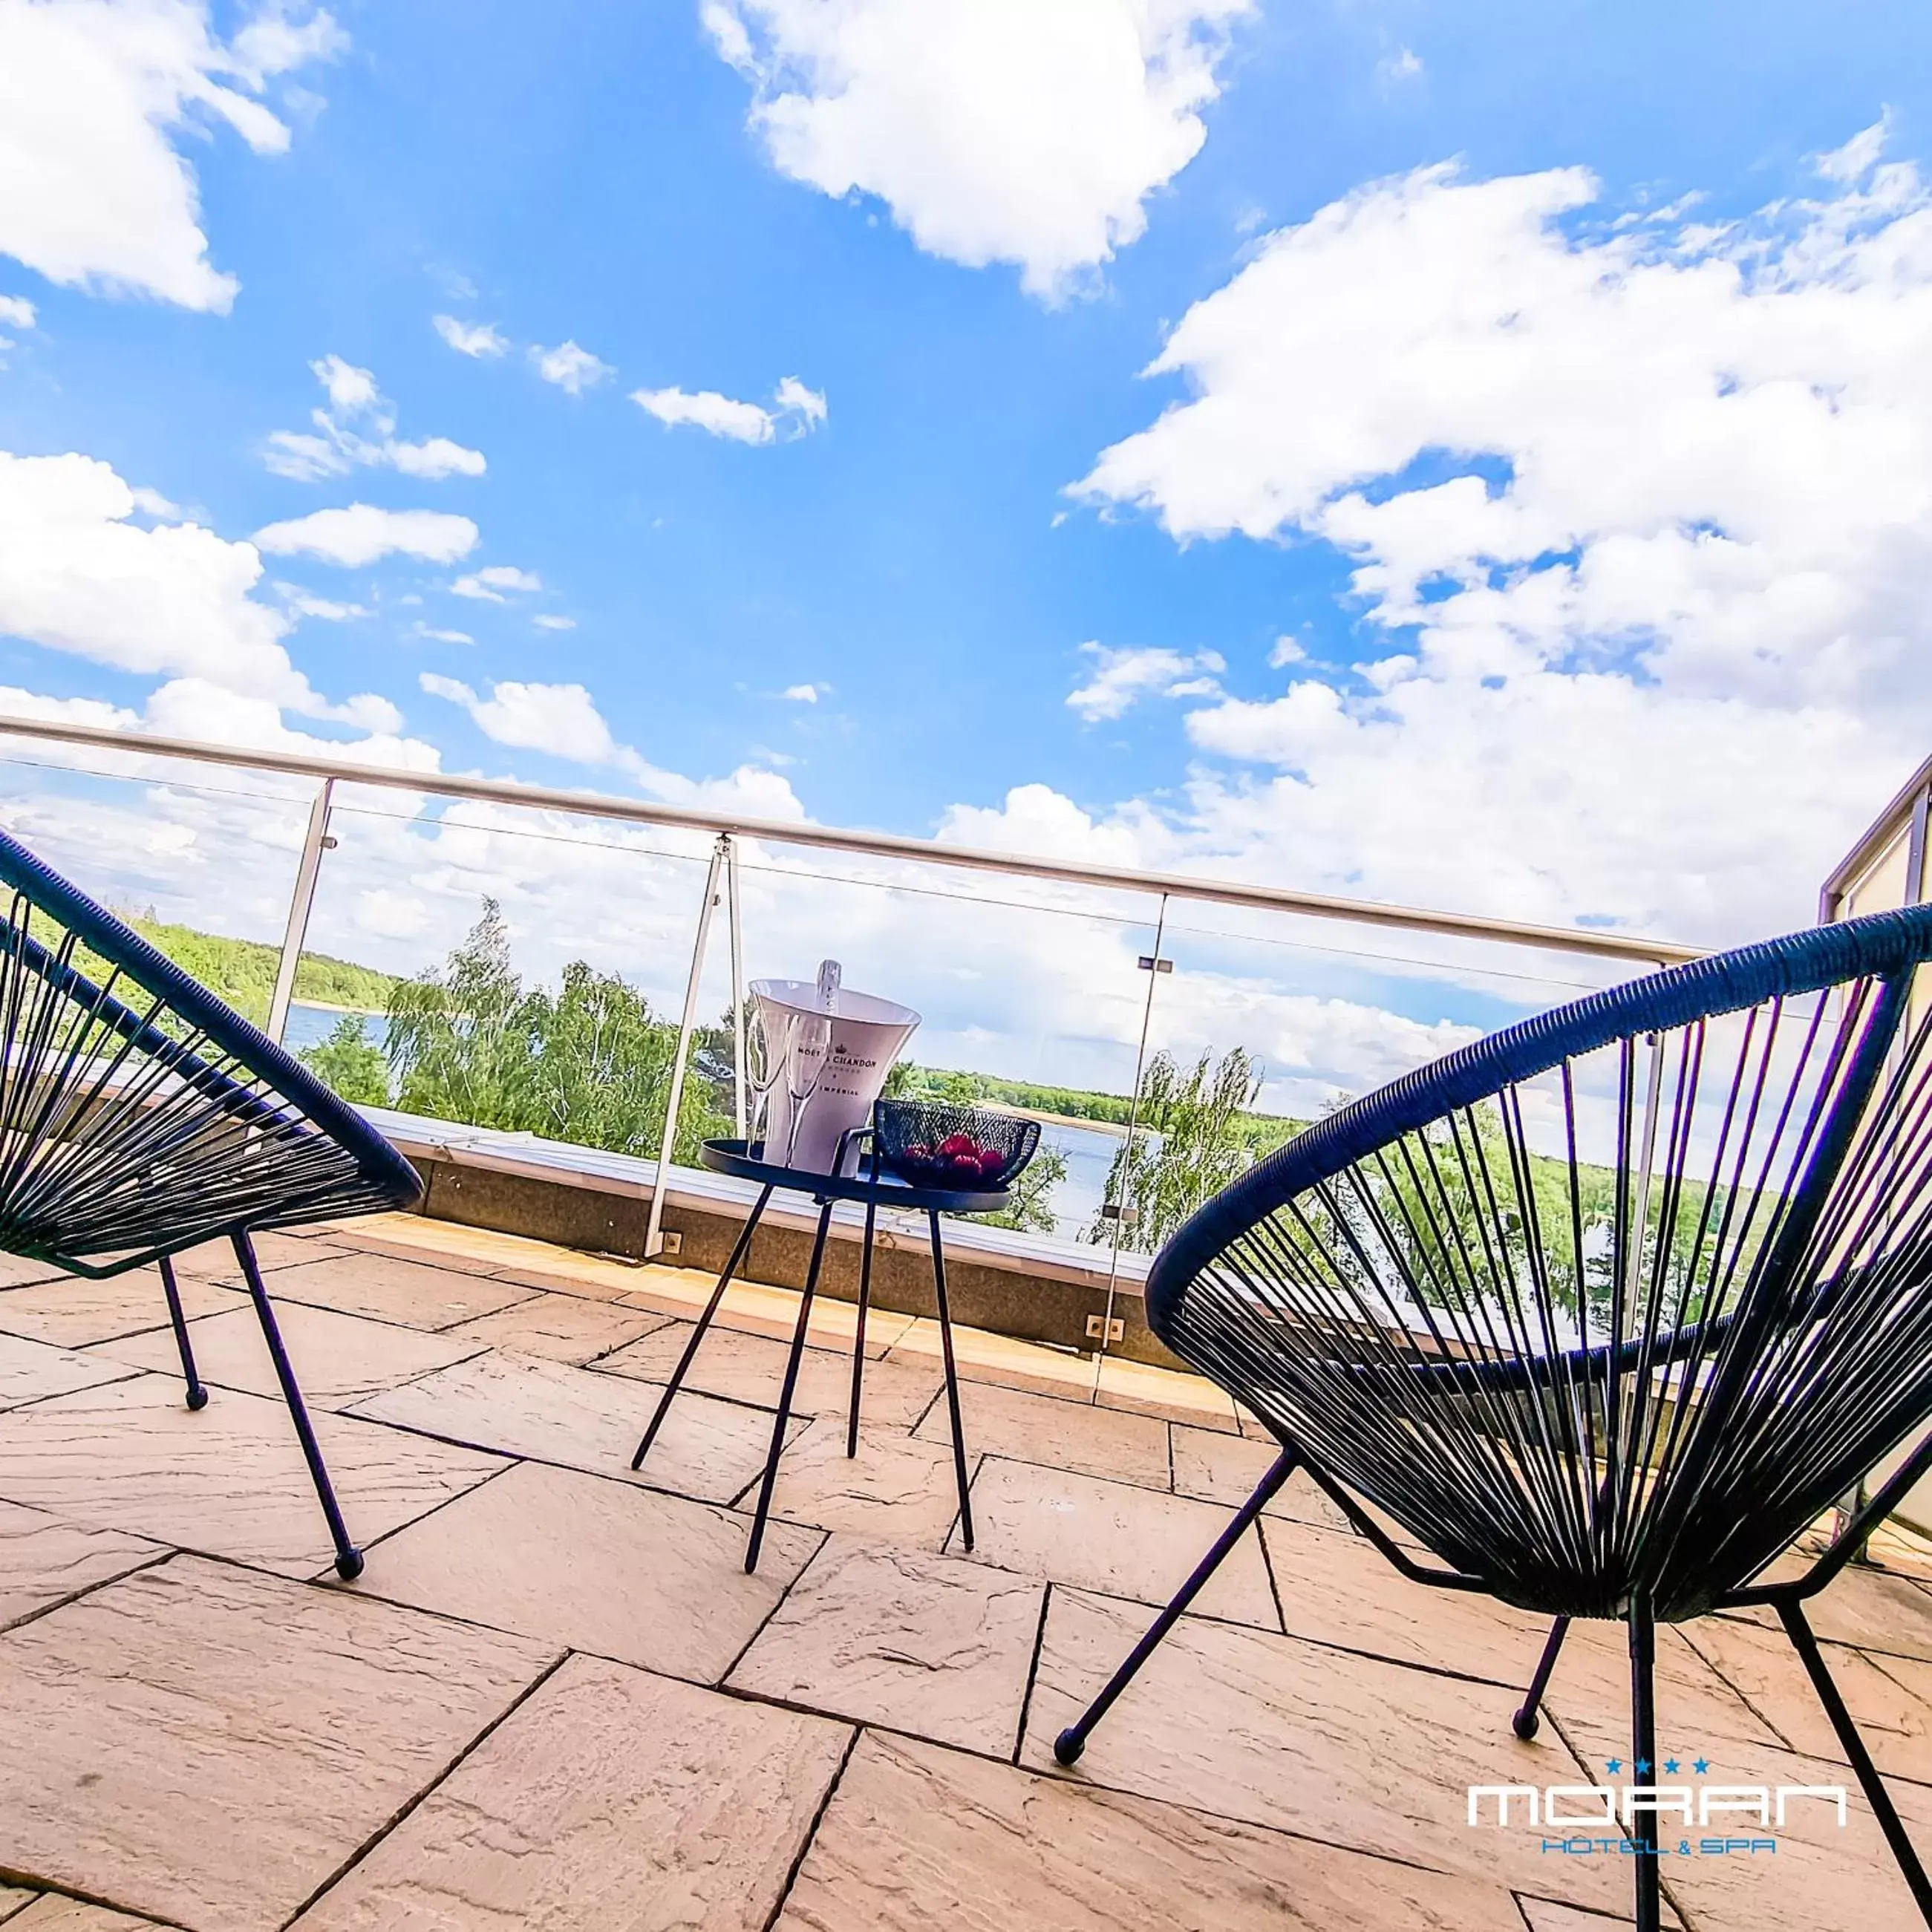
<box><xmin>1052</xmin><ymin>907</ymin><xmax>1932</xmax><ymax>1932</ymax></box>
<box><xmin>0</xmin><ymin>828</ymin><xmax>422</xmax><ymax>1578</ymax></box>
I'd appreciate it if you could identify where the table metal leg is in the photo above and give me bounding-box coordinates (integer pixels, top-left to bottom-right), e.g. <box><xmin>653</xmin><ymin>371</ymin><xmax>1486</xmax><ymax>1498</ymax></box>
<box><xmin>745</xmin><ymin>1195</ymin><xmax>834</xmax><ymax>1574</ymax></box>
<box><xmin>927</xmin><ymin>1208</ymin><xmax>975</xmax><ymax>1553</ymax></box>
<box><xmin>632</xmin><ymin>1183</ymin><xmax>773</xmax><ymax>1471</ymax></box>
<box><xmin>846</xmin><ymin>1189</ymin><xmax>877</xmax><ymax>1458</ymax></box>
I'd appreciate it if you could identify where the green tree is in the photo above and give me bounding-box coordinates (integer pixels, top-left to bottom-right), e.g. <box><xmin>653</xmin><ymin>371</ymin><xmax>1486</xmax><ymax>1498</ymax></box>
<box><xmin>298</xmin><ymin>1014</ymin><xmax>391</xmax><ymax>1106</ymax></box>
<box><xmin>377</xmin><ymin>899</ymin><xmax>729</xmax><ymax>1161</ymax></box>
<box><xmin>968</xmin><ymin>1140</ymin><xmax>1070</xmax><ymax>1236</ymax></box>
<box><xmin>1089</xmin><ymin>1047</ymin><xmax>1264</xmax><ymax>1253</ymax></box>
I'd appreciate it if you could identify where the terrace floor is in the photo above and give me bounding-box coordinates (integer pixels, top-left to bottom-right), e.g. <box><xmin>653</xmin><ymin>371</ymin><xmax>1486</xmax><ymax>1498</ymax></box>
<box><xmin>1</xmin><ymin>1212</ymin><xmax>1931</xmax><ymax>1931</ymax></box>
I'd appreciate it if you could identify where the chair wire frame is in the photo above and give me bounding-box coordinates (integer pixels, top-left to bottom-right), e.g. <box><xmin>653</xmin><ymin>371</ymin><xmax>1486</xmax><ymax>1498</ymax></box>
<box><xmin>0</xmin><ymin>829</ymin><xmax>422</xmax><ymax>1578</ymax></box>
<box><xmin>1052</xmin><ymin>905</ymin><xmax>1932</xmax><ymax>1931</ymax></box>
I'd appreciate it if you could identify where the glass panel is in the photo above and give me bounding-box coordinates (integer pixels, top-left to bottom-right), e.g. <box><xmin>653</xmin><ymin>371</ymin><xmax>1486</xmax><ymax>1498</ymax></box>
<box><xmin>0</xmin><ymin>743</ymin><xmax>319</xmax><ymax>1028</ymax></box>
<box><xmin>298</xmin><ymin>787</ymin><xmax>729</xmax><ymax>1161</ymax></box>
<box><xmin>727</xmin><ymin>839</ymin><xmax>1163</xmax><ymax>1253</ymax></box>
<box><xmin>1131</xmin><ymin>898</ymin><xmax>1653</xmax><ymax>1261</ymax></box>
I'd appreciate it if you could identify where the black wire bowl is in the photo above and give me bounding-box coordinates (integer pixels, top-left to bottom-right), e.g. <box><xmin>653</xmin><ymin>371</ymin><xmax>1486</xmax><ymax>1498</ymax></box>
<box><xmin>872</xmin><ymin>1100</ymin><xmax>1041</xmax><ymax>1190</ymax></box>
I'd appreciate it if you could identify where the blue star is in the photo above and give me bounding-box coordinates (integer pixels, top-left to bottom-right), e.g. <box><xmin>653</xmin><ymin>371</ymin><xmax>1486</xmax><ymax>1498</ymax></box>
<box><xmin>1663</xmin><ymin>1758</ymin><xmax>1680</xmax><ymax>1775</ymax></box>
<box><xmin>1606</xmin><ymin>1757</ymin><xmax>1624</xmax><ymax>1774</ymax></box>
<box><xmin>1635</xmin><ymin>1757</ymin><xmax>1652</xmax><ymax>1775</ymax></box>
<box><xmin>1694</xmin><ymin>1758</ymin><xmax>1711</xmax><ymax>1776</ymax></box>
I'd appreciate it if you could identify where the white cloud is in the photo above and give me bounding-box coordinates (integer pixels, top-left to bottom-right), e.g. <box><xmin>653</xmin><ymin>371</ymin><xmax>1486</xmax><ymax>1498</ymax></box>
<box><xmin>1375</xmin><ymin>44</ymin><xmax>1423</xmax><ymax>91</ymax></box>
<box><xmin>264</xmin><ymin>357</ymin><xmax>486</xmax><ymax>483</ymax></box>
<box><xmin>1071</xmin><ymin>128</ymin><xmax>1932</xmax><ymax>944</ymax></box>
<box><xmin>531</xmin><ymin>340</ymin><xmax>611</xmax><ymax>394</ymax></box>
<box><xmin>1066</xmin><ymin>642</ymin><xmax>1224</xmax><ymax>722</ymax></box>
<box><xmin>433</xmin><ymin>313</ymin><xmax>509</xmax><ymax>358</ymax></box>
<box><xmin>450</xmin><ymin>564</ymin><xmax>541</xmax><ymax>602</ymax></box>
<box><xmin>0</xmin><ymin>0</ymin><xmax>342</xmax><ymax>310</ymax></box>
<box><xmin>630</xmin><ymin>375</ymin><xmax>827</xmax><ymax>443</ymax></box>
<box><xmin>255</xmin><ymin>503</ymin><xmax>479</xmax><ymax>567</ymax></box>
<box><xmin>422</xmin><ymin>672</ymin><xmax>619</xmax><ymax>766</ymax></box>
<box><xmin>275</xmin><ymin>583</ymin><xmax>366</xmax><ymax>621</ymax></box>
<box><xmin>781</xmin><ymin>682</ymin><xmax>821</xmax><ymax>702</ymax></box>
<box><xmin>0</xmin><ymin>294</ymin><xmax>35</xmax><ymax>328</ymax></box>
<box><xmin>387</xmin><ymin>436</ymin><xmax>486</xmax><ymax>480</ymax></box>
<box><xmin>311</xmin><ymin>352</ymin><xmax>376</xmax><ymax>413</ymax></box>
<box><xmin>417</xmin><ymin>668</ymin><xmax>808</xmax><ymax>820</ymax></box>
<box><xmin>412</xmin><ymin>624</ymin><xmax>474</xmax><ymax>644</ymax></box>
<box><xmin>532</xmin><ymin>613</ymin><xmax>576</xmax><ymax>631</ymax></box>
<box><xmin>0</xmin><ymin>447</ymin><xmax>346</xmax><ymax>713</ymax></box>
<box><xmin>706</xmin><ymin>0</ymin><xmax>1253</xmax><ymax>300</ymax></box>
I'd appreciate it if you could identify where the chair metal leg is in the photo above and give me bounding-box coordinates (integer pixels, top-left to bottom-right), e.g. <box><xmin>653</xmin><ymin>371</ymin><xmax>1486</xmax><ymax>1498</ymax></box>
<box><xmin>632</xmin><ymin>1184</ymin><xmax>773</xmax><ymax>1470</ymax></box>
<box><xmin>1512</xmin><ymin>1614</ymin><xmax>1570</xmax><ymax>1739</ymax></box>
<box><xmin>1778</xmin><ymin>1599</ymin><xmax>1932</xmax><ymax>1925</ymax></box>
<box><xmin>231</xmin><ymin>1233</ymin><xmax>362</xmax><ymax>1581</ymax></box>
<box><xmin>927</xmin><ymin>1208</ymin><xmax>974</xmax><ymax>1554</ymax></box>
<box><xmin>745</xmin><ymin>1197</ymin><xmax>834</xmax><ymax>1575</ymax></box>
<box><xmin>157</xmin><ymin>1255</ymin><xmax>207</xmax><ymax>1410</ymax></box>
<box><xmin>1054</xmin><ymin>1449</ymin><xmax>1298</xmax><ymax>1767</ymax></box>
<box><xmin>1629</xmin><ymin>1596</ymin><xmax>1662</xmax><ymax>1932</ymax></box>
<box><xmin>846</xmin><ymin>1189</ymin><xmax>877</xmax><ymax>1458</ymax></box>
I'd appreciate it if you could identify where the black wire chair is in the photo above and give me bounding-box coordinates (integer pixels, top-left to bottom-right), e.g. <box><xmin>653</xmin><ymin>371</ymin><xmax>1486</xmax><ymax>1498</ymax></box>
<box><xmin>0</xmin><ymin>829</ymin><xmax>422</xmax><ymax>1578</ymax></box>
<box><xmin>1052</xmin><ymin>907</ymin><xmax>1932</xmax><ymax>1931</ymax></box>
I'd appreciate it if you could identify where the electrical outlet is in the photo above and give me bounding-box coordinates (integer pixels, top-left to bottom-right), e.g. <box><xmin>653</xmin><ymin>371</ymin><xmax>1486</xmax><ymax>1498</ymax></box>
<box><xmin>1084</xmin><ymin>1314</ymin><xmax>1126</xmax><ymax>1343</ymax></box>
<box><xmin>659</xmin><ymin>1231</ymin><xmax>682</xmax><ymax>1256</ymax></box>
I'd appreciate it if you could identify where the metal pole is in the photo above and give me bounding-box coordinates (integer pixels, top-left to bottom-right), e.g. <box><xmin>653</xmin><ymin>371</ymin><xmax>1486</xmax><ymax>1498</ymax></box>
<box><xmin>1096</xmin><ymin>893</ymin><xmax>1169</xmax><ymax>1365</ymax></box>
<box><xmin>267</xmin><ymin>778</ymin><xmax>335</xmax><ymax>1045</ymax></box>
<box><xmin>727</xmin><ymin>833</ymin><xmax>747</xmax><ymax>1140</ymax></box>
<box><xmin>644</xmin><ymin>835</ymin><xmax>726</xmax><ymax>1261</ymax></box>
<box><xmin>0</xmin><ymin>714</ymin><xmax>1706</xmax><ymax>967</ymax></box>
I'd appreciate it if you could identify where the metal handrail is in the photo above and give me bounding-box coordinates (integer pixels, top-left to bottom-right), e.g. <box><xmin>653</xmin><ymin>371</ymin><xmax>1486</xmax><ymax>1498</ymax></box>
<box><xmin>0</xmin><ymin>716</ymin><xmax>1703</xmax><ymax>967</ymax></box>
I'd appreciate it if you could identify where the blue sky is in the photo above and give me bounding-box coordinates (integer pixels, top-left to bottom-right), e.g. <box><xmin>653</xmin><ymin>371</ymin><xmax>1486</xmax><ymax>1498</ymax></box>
<box><xmin>3</xmin><ymin>0</ymin><xmax>1931</xmax><ymax>1105</ymax></box>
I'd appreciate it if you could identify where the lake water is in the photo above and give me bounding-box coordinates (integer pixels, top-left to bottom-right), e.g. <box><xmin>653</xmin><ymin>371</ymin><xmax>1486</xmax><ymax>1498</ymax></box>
<box><xmin>285</xmin><ymin>1002</ymin><xmax>1127</xmax><ymax>1239</ymax></box>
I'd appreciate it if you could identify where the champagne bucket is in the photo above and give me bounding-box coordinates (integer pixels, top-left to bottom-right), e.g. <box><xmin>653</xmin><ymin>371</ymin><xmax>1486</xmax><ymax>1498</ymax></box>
<box><xmin>751</xmin><ymin>978</ymin><xmax>920</xmax><ymax>1174</ymax></box>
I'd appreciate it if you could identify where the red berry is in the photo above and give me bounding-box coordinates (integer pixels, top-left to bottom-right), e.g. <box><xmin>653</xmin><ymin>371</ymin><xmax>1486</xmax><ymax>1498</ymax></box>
<box><xmin>939</xmin><ymin>1133</ymin><xmax>976</xmax><ymax>1157</ymax></box>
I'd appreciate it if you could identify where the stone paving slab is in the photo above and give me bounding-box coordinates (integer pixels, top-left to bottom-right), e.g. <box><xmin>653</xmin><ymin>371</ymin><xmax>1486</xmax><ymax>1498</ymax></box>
<box><xmin>887</xmin><ymin>1318</ymin><xmax>1099</xmax><ymax>1399</ymax></box>
<box><xmin>290</xmin><ymin>1654</ymin><xmax>850</xmax><ymax>1932</ymax></box>
<box><xmin>916</xmin><ymin>1380</ymin><xmax>1171</xmax><ymax>1489</ymax></box>
<box><xmin>3</xmin><ymin>1900</ymin><xmax>159</xmax><ymax>1931</ymax></box>
<box><xmin>353</xmin><ymin>1349</ymin><xmax>794</xmax><ymax>1507</ymax></box>
<box><xmin>354</xmin><ymin>1458</ymin><xmax>820</xmax><ymax>1683</ymax></box>
<box><xmin>0</xmin><ymin>1257</ymin><xmax>68</xmax><ymax>1291</ymax></box>
<box><xmin>959</xmin><ymin>1457</ymin><xmax>1279</xmax><ymax>1630</ymax></box>
<box><xmin>439</xmin><ymin>1292</ymin><xmax>671</xmax><ymax>1364</ymax></box>
<box><xmin>598</xmin><ymin>1319</ymin><xmax>942</xmax><ymax>1426</ymax></box>
<box><xmin>1560</xmin><ymin>1711</ymin><xmax>1932</xmax><ymax>1932</ymax></box>
<box><xmin>1169</xmin><ymin>1423</ymin><xmax>1353</xmax><ymax>1533</ymax></box>
<box><xmin>167</xmin><ymin>1232</ymin><xmax>350</xmax><ymax>1280</ymax></box>
<box><xmin>0</xmin><ymin>1500</ymin><xmax>161</xmax><ymax>1631</ymax></box>
<box><xmin>92</xmin><ymin>1302</ymin><xmax>484</xmax><ymax>1408</ymax></box>
<box><xmin>776</xmin><ymin>1730</ymin><xmax>1527</xmax><ymax>1931</ymax></box>
<box><xmin>728</xmin><ymin>1536</ymin><xmax>1045</xmax><ymax>1755</ymax></box>
<box><xmin>0</xmin><ymin>1887</ymin><xmax>30</xmax><ymax>1924</ymax></box>
<box><xmin>0</xmin><ymin>1376</ymin><xmax>502</xmax><ymax>1576</ymax></box>
<box><xmin>1680</xmin><ymin>1610</ymin><xmax>1932</xmax><ymax>1780</ymax></box>
<box><xmin>1019</xmin><ymin>1586</ymin><xmax>1626</xmax><ymax>1913</ymax></box>
<box><xmin>1719</xmin><ymin>1567</ymin><xmax>1932</xmax><ymax>1665</ymax></box>
<box><xmin>0</xmin><ymin>1334</ymin><xmax>140</xmax><ymax>1412</ymax></box>
<box><xmin>0</xmin><ymin>1556</ymin><xmax>555</xmax><ymax>1932</ymax></box>
<box><xmin>0</xmin><ymin>1275</ymin><xmax>244</xmax><ymax>1350</ymax></box>
<box><xmin>614</xmin><ymin>1271</ymin><xmax>913</xmax><ymax>1351</ymax></box>
<box><xmin>1544</xmin><ymin>1616</ymin><xmax>1789</xmax><ymax>1754</ymax></box>
<box><xmin>1094</xmin><ymin>1354</ymin><xmax>1241</xmax><ymax>1431</ymax></box>
<box><xmin>265</xmin><ymin>1253</ymin><xmax>540</xmax><ymax>1331</ymax></box>
<box><xmin>760</xmin><ymin>1417</ymin><xmax>970</xmax><ymax>1549</ymax></box>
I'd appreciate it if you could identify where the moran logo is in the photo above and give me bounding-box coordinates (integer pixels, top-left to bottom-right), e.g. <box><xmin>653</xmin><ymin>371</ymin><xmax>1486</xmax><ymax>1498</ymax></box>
<box><xmin>1469</xmin><ymin>1785</ymin><xmax>1848</xmax><ymax>1829</ymax></box>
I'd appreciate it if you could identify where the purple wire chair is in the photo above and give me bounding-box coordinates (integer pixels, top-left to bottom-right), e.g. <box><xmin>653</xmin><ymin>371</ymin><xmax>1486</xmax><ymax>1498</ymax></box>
<box><xmin>0</xmin><ymin>829</ymin><xmax>422</xmax><ymax>1577</ymax></box>
<box><xmin>1054</xmin><ymin>906</ymin><xmax>1932</xmax><ymax>1931</ymax></box>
